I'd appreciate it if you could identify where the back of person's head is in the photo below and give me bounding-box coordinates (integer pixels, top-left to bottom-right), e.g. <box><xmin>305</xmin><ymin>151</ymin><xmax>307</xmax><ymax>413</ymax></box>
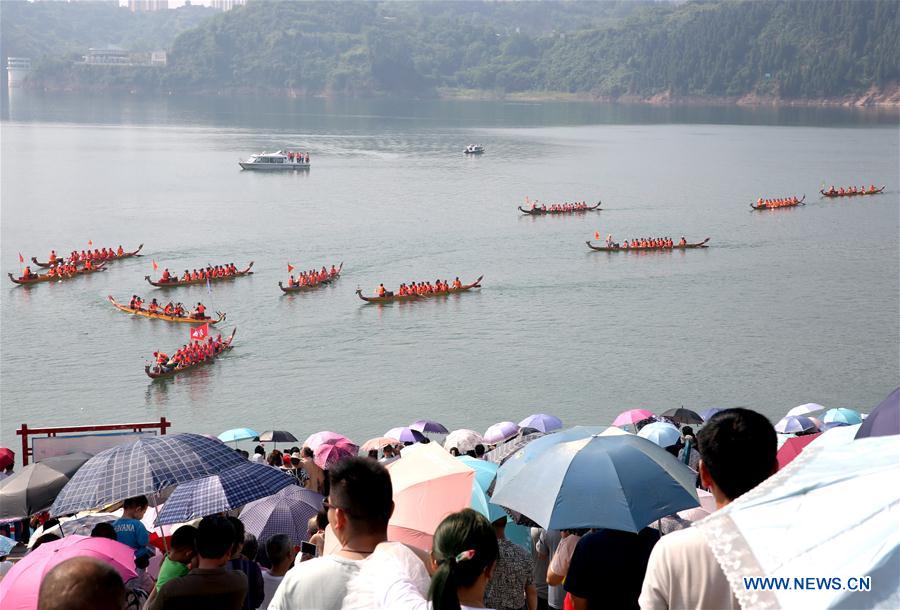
<box><xmin>122</xmin><ymin>495</ymin><xmax>149</xmax><ymax>511</ymax></box>
<box><xmin>37</xmin><ymin>556</ymin><xmax>125</xmax><ymax>610</ymax></box>
<box><xmin>242</xmin><ymin>533</ymin><xmax>259</xmax><ymax>561</ymax></box>
<box><xmin>266</xmin><ymin>534</ymin><xmax>293</xmax><ymax>566</ymax></box>
<box><xmin>254</xmin><ymin>445</ymin><xmax>266</xmax><ymax>456</ymax></box>
<box><xmin>32</xmin><ymin>533</ymin><xmax>61</xmax><ymax>551</ymax></box>
<box><xmin>367</xmin><ymin>449</ymin><xmax>379</xmax><ymax>459</ymax></box>
<box><xmin>90</xmin><ymin>522</ymin><xmax>117</xmax><ymax>540</ymax></box>
<box><xmin>171</xmin><ymin>525</ymin><xmax>196</xmax><ymax>551</ymax></box>
<box><xmin>196</xmin><ymin>515</ymin><xmax>235</xmax><ymax>560</ymax></box>
<box><xmin>267</xmin><ymin>450</ymin><xmax>282</xmax><ymax>466</ymax></box>
<box><xmin>301</xmin><ymin>447</ymin><xmax>314</xmax><ymax>459</ymax></box>
<box><xmin>697</xmin><ymin>408</ymin><xmax>776</xmax><ymax>500</ymax></box>
<box><xmin>328</xmin><ymin>457</ymin><xmax>393</xmax><ymax>533</ymax></box>
<box><xmin>682</xmin><ymin>425</ymin><xmax>695</xmax><ymax>438</ymax></box>
<box><xmin>474</xmin><ymin>444</ymin><xmax>485</xmax><ymax>457</ymax></box>
<box><xmin>239</xmin><ymin>450</ymin><xmax>250</xmax><ymax>459</ymax></box>
<box><xmin>448</xmin><ymin>447</ymin><xmax>459</xmax><ymax>456</ymax></box>
<box><xmin>315</xmin><ymin>509</ymin><xmax>328</xmax><ymax>531</ymax></box>
<box><xmin>226</xmin><ymin>516</ymin><xmax>245</xmax><ymax>553</ymax></box>
<box><xmin>429</xmin><ymin>509</ymin><xmax>499</xmax><ymax>610</ymax></box>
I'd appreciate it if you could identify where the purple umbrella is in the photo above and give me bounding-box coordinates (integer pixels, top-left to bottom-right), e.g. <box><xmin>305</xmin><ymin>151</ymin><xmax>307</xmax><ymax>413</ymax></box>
<box><xmin>385</xmin><ymin>427</ymin><xmax>426</xmax><ymax>444</ymax></box>
<box><xmin>484</xmin><ymin>422</ymin><xmax>519</xmax><ymax>444</ymax></box>
<box><xmin>774</xmin><ymin>415</ymin><xmax>818</xmax><ymax>434</ymax></box>
<box><xmin>518</xmin><ymin>414</ymin><xmax>563</xmax><ymax>433</ymax></box>
<box><xmin>410</xmin><ymin>420</ymin><xmax>449</xmax><ymax>434</ymax></box>
<box><xmin>239</xmin><ymin>486</ymin><xmax>323</xmax><ymax>546</ymax></box>
<box><xmin>855</xmin><ymin>387</ymin><xmax>899</xmax><ymax>439</ymax></box>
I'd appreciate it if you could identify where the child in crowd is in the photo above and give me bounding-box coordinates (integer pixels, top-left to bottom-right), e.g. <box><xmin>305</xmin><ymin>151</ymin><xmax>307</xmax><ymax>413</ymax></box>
<box><xmin>156</xmin><ymin>525</ymin><xmax>197</xmax><ymax>591</ymax></box>
<box><xmin>112</xmin><ymin>495</ymin><xmax>153</xmax><ymax>560</ymax></box>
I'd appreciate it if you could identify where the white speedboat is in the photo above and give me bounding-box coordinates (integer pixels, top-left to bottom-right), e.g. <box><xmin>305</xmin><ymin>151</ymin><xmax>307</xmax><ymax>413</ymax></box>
<box><xmin>239</xmin><ymin>150</ymin><xmax>310</xmax><ymax>170</ymax></box>
<box><xmin>464</xmin><ymin>144</ymin><xmax>484</xmax><ymax>155</ymax></box>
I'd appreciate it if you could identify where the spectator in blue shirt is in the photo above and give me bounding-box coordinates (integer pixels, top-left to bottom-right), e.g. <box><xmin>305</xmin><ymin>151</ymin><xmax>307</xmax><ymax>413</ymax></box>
<box><xmin>113</xmin><ymin>495</ymin><xmax>152</xmax><ymax>560</ymax></box>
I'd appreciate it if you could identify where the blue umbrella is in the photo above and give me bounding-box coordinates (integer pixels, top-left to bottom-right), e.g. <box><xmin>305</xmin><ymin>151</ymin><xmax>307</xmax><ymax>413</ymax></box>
<box><xmin>700</xmin><ymin>407</ymin><xmax>723</xmax><ymax>421</ymax></box>
<box><xmin>156</xmin><ymin>462</ymin><xmax>295</xmax><ymax>525</ymax></box>
<box><xmin>491</xmin><ymin>434</ymin><xmax>699</xmax><ymax>531</ymax></box>
<box><xmin>774</xmin><ymin>415</ymin><xmax>817</xmax><ymax>434</ymax></box>
<box><xmin>637</xmin><ymin>422</ymin><xmax>682</xmax><ymax>448</ymax></box>
<box><xmin>50</xmin><ymin>433</ymin><xmax>246</xmax><ymax>517</ymax></box>
<box><xmin>458</xmin><ymin>456</ymin><xmax>530</xmax><ymax>549</ymax></box>
<box><xmin>855</xmin><ymin>387</ymin><xmax>899</xmax><ymax>439</ymax></box>
<box><xmin>0</xmin><ymin>535</ymin><xmax>16</xmax><ymax>556</ymax></box>
<box><xmin>239</xmin><ymin>485</ymin><xmax>323</xmax><ymax>546</ymax></box>
<box><xmin>494</xmin><ymin>426</ymin><xmax>604</xmax><ymax>493</ymax></box>
<box><xmin>218</xmin><ymin>428</ymin><xmax>260</xmax><ymax>444</ymax></box>
<box><xmin>518</xmin><ymin>414</ymin><xmax>563</xmax><ymax>433</ymax></box>
<box><xmin>822</xmin><ymin>408</ymin><xmax>862</xmax><ymax>425</ymax></box>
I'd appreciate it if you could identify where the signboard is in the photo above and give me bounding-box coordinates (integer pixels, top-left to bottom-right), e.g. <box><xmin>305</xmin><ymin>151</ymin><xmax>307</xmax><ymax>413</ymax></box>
<box><xmin>32</xmin><ymin>432</ymin><xmax>154</xmax><ymax>463</ymax></box>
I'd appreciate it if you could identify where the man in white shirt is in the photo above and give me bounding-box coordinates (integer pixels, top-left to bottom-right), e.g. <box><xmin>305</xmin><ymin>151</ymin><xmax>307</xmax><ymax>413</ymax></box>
<box><xmin>639</xmin><ymin>408</ymin><xmax>778</xmax><ymax>610</ymax></box>
<box><xmin>268</xmin><ymin>457</ymin><xmax>394</xmax><ymax>610</ymax></box>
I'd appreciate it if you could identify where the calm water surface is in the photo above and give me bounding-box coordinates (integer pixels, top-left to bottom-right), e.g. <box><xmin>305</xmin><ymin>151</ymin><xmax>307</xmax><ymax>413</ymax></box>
<box><xmin>2</xmin><ymin>92</ymin><xmax>898</xmax><ymax>451</ymax></box>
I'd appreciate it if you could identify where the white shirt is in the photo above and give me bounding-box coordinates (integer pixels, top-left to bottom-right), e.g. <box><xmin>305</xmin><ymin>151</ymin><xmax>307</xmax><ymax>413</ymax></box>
<box><xmin>342</xmin><ymin>542</ymin><xmax>430</xmax><ymax>610</ymax></box>
<box><xmin>261</xmin><ymin>568</ymin><xmax>286</xmax><ymax>610</ymax></box>
<box><xmin>639</xmin><ymin>526</ymin><xmax>739</xmax><ymax>610</ymax></box>
<box><xmin>268</xmin><ymin>555</ymin><xmax>363</xmax><ymax>610</ymax></box>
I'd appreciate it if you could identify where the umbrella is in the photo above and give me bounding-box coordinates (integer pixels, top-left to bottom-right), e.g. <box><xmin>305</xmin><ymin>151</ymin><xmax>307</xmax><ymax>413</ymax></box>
<box><xmin>786</xmin><ymin>402</ymin><xmax>826</xmax><ymax>417</ymax></box>
<box><xmin>491</xmin><ymin>434</ymin><xmax>699</xmax><ymax>531</ymax></box>
<box><xmin>314</xmin><ymin>437</ymin><xmax>359</xmax><ymax>469</ymax></box>
<box><xmin>612</xmin><ymin>409</ymin><xmax>655</xmax><ymax>427</ymax></box>
<box><xmin>0</xmin><ymin>449</ymin><xmax>14</xmax><ymax>471</ymax></box>
<box><xmin>360</xmin><ymin>437</ymin><xmax>401</xmax><ymax>453</ymax></box>
<box><xmin>637</xmin><ymin>422</ymin><xmax>682</xmax><ymax>449</ymax></box>
<box><xmin>303</xmin><ymin>431</ymin><xmax>349</xmax><ymax>451</ymax></box>
<box><xmin>156</xmin><ymin>462</ymin><xmax>295</xmax><ymax>525</ymax></box>
<box><xmin>50</xmin><ymin>433</ymin><xmax>246</xmax><ymax>517</ymax></box>
<box><xmin>699</xmin><ymin>407</ymin><xmax>723</xmax><ymax>421</ymax></box>
<box><xmin>386</xmin><ymin>443</ymin><xmax>474</xmax><ymax>550</ymax></box>
<box><xmin>409</xmin><ymin>420</ymin><xmax>449</xmax><ymax>434</ymax></box>
<box><xmin>218</xmin><ymin>428</ymin><xmax>260</xmax><ymax>444</ymax></box>
<box><xmin>240</xmin><ymin>485</ymin><xmax>323</xmax><ymax>546</ymax></box>
<box><xmin>0</xmin><ymin>535</ymin><xmax>16</xmax><ymax>556</ymax></box>
<box><xmin>660</xmin><ymin>408</ymin><xmax>703</xmax><ymax>426</ymax></box>
<box><xmin>257</xmin><ymin>430</ymin><xmax>299</xmax><ymax>444</ymax></box>
<box><xmin>443</xmin><ymin>429</ymin><xmax>483</xmax><ymax>453</ymax></box>
<box><xmin>484</xmin><ymin>422</ymin><xmax>519</xmax><ymax>444</ymax></box>
<box><xmin>457</xmin><ymin>456</ymin><xmax>530</xmax><ymax>549</ymax></box>
<box><xmin>0</xmin><ymin>535</ymin><xmax>136</xmax><ymax>610</ymax></box>
<box><xmin>773</xmin><ymin>415</ymin><xmax>817</xmax><ymax>434</ymax></box>
<box><xmin>776</xmin><ymin>433</ymin><xmax>821</xmax><ymax>469</ymax></box>
<box><xmin>384</xmin><ymin>427</ymin><xmax>427</xmax><ymax>444</ymax></box>
<box><xmin>808</xmin><ymin>423</ymin><xmax>861</xmax><ymax>450</ymax></box>
<box><xmin>0</xmin><ymin>453</ymin><xmax>93</xmax><ymax>519</ymax></box>
<box><xmin>483</xmin><ymin>431</ymin><xmax>545</xmax><ymax>465</ymax></box>
<box><xmin>822</xmin><ymin>407</ymin><xmax>862</xmax><ymax>426</ymax></box>
<box><xmin>696</xmin><ymin>436</ymin><xmax>899</xmax><ymax>610</ymax></box>
<box><xmin>856</xmin><ymin>387</ymin><xmax>899</xmax><ymax>439</ymax></box>
<box><xmin>517</xmin><ymin>414</ymin><xmax>563</xmax><ymax>433</ymax></box>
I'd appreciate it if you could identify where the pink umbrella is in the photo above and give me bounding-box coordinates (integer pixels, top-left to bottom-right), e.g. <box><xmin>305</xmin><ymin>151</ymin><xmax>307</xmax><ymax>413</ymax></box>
<box><xmin>484</xmin><ymin>421</ymin><xmax>519</xmax><ymax>444</ymax></box>
<box><xmin>314</xmin><ymin>437</ymin><xmax>359</xmax><ymax>469</ymax></box>
<box><xmin>386</xmin><ymin>443</ymin><xmax>474</xmax><ymax>551</ymax></box>
<box><xmin>0</xmin><ymin>535</ymin><xmax>136</xmax><ymax>610</ymax></box>
<box><xmin>612</xmin><ymin>409</ymin><xmax>655</xmax><ymax>427</ymax></box>
<box><xmin>360</xmin><ymin>437</ymin><xmax>401</xmax><ymax>453</ymax></box>
<box><xmin>303</xmin><ymin>431</ymin><xmax>352</xmax><ymax>452</ymax></box>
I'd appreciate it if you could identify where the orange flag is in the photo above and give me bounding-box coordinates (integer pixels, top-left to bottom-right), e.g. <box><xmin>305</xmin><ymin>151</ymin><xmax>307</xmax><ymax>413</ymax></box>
<box><xmin>190</xmin><ymin>323</ymin><xmax>209</xmax><ymax>342</ymax></box>
<box><xmin>594</xmin><ymin>231</ymin><xmax>600</xmax><ymax>240</ymax></box>
<box><xmin>152</xmin><ymin>260</ymin><xmax>159</xmax><ymax>271</ymax></box>
<box><xmin>18</xmin><ymin>252</ymin><xmax>24</xmax><ymax>263</ymax></box>
<box><xmin>287</xmin><ymin>263</ymin><xmax>295</xmax><ymax>273</ymax></box>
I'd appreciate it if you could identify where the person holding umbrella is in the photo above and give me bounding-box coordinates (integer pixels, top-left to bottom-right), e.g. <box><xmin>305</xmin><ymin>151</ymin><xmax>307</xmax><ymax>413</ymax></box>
<box><xmin>639</xmin><ymin>409</ymin><xmax>777</xmax><ymax>610</ymax></box>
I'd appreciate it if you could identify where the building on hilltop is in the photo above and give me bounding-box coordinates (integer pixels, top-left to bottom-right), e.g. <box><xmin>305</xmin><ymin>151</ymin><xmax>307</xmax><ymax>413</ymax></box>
<box><xmin>211</xmin><ymin>0</ymin><xmax>244</xmax><ymax>11</ymax></box>
<box><xmin>129</xmin><ymin>0</ymin><xmax>169</xmax><ymax>11</ymax></box>
<box><xmin>84</xmin><ymin>48</ymin><xmax>130</xmax><ymax>65</ymax></box>
<box><xmin>7</xmin><ymin>58</ymin><xmax>32</xmax><ymax>89</ymax></box>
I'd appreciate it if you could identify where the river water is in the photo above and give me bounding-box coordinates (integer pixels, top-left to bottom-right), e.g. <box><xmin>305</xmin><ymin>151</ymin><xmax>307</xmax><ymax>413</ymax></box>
<box><xmin>1</xmin><ymin>91</ymin><xmax>897</xmax><ymax>452</ymax></box>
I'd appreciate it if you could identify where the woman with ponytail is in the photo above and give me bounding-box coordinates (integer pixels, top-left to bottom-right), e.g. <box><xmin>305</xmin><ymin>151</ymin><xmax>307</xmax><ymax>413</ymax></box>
<box><xmin>341</xmin><ymin>508</ymin><xmax>498</xmax><ymax>610</ymax></box>
<box><xmin>429</xmin><ymin>508</ymin><xmax>499</xmax><ymax>610</ymax></box>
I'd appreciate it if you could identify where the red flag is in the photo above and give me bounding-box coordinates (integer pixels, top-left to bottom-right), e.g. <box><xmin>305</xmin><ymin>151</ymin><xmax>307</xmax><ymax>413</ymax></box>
<box><xmin>88</xmin><ymin>240</ymin><xmax>93</xmax><ymax>247</ymax></box>
<box><xmin>18</xmin><ymin>252</ymin><xmax>24</xmax><ymax>263</ymax></box>
<box><xmin>594</xmin><ymin>231</ymin><xmax>600</xmax><ymax>240</ymax></box>
<box><xmin>152</xmin><ymin>260</ymin><xmax>159</xmax><ymax>271</ymax></box>
<box><xmin>287</xmin><ymin>263</ymin><xmax>295</xmax><ymax>273</ymax></box>
<box><xmin>190</xmin><ymin>323</ymin><xmax>209</xmax><ymax>342</ymax></box>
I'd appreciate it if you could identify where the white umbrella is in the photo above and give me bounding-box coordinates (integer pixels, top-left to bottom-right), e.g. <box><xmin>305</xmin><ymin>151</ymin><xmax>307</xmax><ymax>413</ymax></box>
<box><xmin>786</xmin><ymin>402</ymin><xmax>826</xmax><ymax>417</ymax></box>
<box><xmin>695</xmin><ymin>436</ymin><xmax>899</xmax><ymax>610</ymax></box>
<box><xmin>443</xmin><ymin>429</ymin><xmax>483</xmax><ymax>453</ymax></box>
<box><xmin>807</xmin><ymin>423</ymin><xmax>862</xmax><ymax>450</ymax></box>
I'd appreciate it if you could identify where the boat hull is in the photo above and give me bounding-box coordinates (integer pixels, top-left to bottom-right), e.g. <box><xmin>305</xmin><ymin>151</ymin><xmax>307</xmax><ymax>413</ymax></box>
<box><xmin>820</xmin><ymin>186</ymin><xmax>885</xmax><ymax>198</ymax></box>
<box><xmin>519</xmin><ymin>201</ymin><xmax>602</xmax><ymax>216</ymax></box>
<box><xmin>357</xmin><ymin>276</ymin><xmax>483</xmax><ymax>303</ymax></box>
<box><xmin>239</xmin><ymin>162</ymin><xmax>310</xmax><ymax>171</ymax></box>
<box><xmin>108</xmin><ymin>296</ymin><xmax>225</xmax><ymax>324</ymax></box>
<box><xmin>586</xmin><ymin>238</ymin><xmax>710</xmax><ymax>252</ymax></box>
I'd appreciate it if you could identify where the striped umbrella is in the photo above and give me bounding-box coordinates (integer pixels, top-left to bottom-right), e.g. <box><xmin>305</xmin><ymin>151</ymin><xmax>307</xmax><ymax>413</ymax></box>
<box><xmin>384</xmin><ymin>427</ymin><xmax>426</xmax><ymax>444</ymax></box>
<box><xmin>410</xmin><ymin>420</ymin><xmax>449</xmax><ymax>434</ymax></box>
<box><xmin>774</xmin><ymin>415</ymin><xmax>818</xmax><ymax>434</ymax></box>
<box><xmin>239</xmin><ymin>485</ymin><xmax>323</xmax><ymax>546</ymax></box>
<box><xmin>50</xmin><ymin>433</ymin><xmax>246</xmax><ymax>517</ymax></box>
<box><xmin>156</xmin><ymin>462</ymin><xmax>296</xmax><ymax>525</ymax></box>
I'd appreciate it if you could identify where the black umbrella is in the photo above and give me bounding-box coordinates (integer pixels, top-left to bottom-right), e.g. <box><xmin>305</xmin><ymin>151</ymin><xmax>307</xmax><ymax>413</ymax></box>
<box><xmin>254</xmin><ymin>430</ymin><xmax>299</xmax><ymax>443</ymax></box>
<box><xmin>0</xmin><ymin>452</ymin><xmax>93</xmax><ymax>519</ymax></box>
<box><xmin>661</xmin><ymin>408</ymin><xmax>704</xmax><ymax>426</ymax></box>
